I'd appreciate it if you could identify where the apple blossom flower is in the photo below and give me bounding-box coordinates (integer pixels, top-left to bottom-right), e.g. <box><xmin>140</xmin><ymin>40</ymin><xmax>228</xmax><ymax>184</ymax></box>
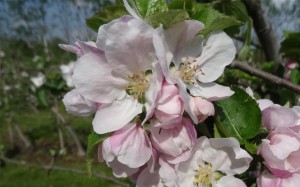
<box><xmin>154</xmin><ymin>81</ymin><xmax>184</xmax><ymax>127</ymax></box>
<box><xmin>189</xmin><ymin>96</ymin><xmax>215</xmax><ymax>122</ymax></box>
<box><xmin>72</xmin><ymin>17</ymin><xmax>162</xmax><ymax>134</ymax></box>
<box><xmin>62</xmin><ymin>89</ymin><xmax>97</xmax><ymax>116</ymax></box>
<box><xmin>153</xmin><ymin>21</ymin><xmax>235</xmax><ymax>122</ymax></box>
<box><xmin>150</xmin><ymin>118</ymin><xmax>197</xmax><ymax>164</ymax></box>
<box><xmin>30</xmin><ymin>72</ymin><xmax>45</xmax><ymax>88</ymax></box>
<box><xmin>60</xmin><ymin>61</ymin><xmax>75</xmax><ymax>87</ymax></box>
<box><xmin>101</xmin><ymin>123</ymin><xmax>152</xmax><ymax>169</ymax></box>
<box><xmin>258</xmin><ymin>128</ymin><xmax>300</xmax><ymax>176</ymax></box>
<box><xmin>176</xmin><ymin>137</ymin><xmax>252</xmax><ymax>187</ymax></box>
<box><xmin>257</xmin><ymin>170</ymin><xmax>300</xmax><ymax>187</ymax></box>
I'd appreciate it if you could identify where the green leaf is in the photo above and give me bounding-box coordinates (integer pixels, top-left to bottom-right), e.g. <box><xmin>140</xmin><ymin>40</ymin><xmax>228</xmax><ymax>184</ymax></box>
<box><xmin>193</xmin><ymin>7</ymin><xmax>243</xmax><ymax>36</ymax></box>
<box><xmin>168</xmin><ymin>0</ymin><xmax>193</xmax><ymax>15</ymax></box>
<box><xmin>290</xmin><ymin>69</ymin><xmax>300</xmax><ymax>84</ymax></box>
<box><xmin>214</xmin><ymin>87</ymin><xmax>261</xmax><ymax>144</ymax></box>
<box><xmin>86</xmin><ymin>6</ymin><xmax>128</xmax><ymax>32</ymax></box>
<box><xmin>36</xmin><ymin>89</ymin><xmax>48</xmax><ymax>107</ymax></box>
<box><xmin>130</xmin><ymin>0</ymin><xmax>168</xmax><ymax>18</ymax></box>
<box><xmin>244</xmin><ymin>141</ymin><xmax>258</xmax><ymax>154</ymax></box>
<box><xmin>86</xmin><ymin>131</ymin><xmax>111</xmax><ymax>177</ymax></box>
<box><xmin>213</xmin><ymin>0</ymin><xmax>253</xmax><ymax>59</ymax></box>
<box><xmin>146</xmin><ymin>9</ymin><xmax>189</xmax><ymax>28</ymax></box>
<box><xmin>280</xmin><ymin>32</ymin><xmax>300</xmax><ymax>62</ymax></box>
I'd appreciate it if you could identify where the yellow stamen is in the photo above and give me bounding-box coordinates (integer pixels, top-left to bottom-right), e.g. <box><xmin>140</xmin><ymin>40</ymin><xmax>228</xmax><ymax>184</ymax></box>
<box><xmin>194</xmin><ymin>164</ymin><xmax>213</xmax><ymax>186</ymax></box>
<box><xmin>126</xmin><ymin>71</ymin><xmax>149</xmax><ymax>103</ymax></box>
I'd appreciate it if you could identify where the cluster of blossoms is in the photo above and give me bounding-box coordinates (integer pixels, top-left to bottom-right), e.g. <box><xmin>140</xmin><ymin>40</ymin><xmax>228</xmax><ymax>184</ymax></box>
<box><xmin>60</xmin><ymin>2</ymin><xmax>253</xmax><ymax>187</ymax></box>
<box><xmin>257</xmin><ymin>100</ymin><xmax>300</xmax><ymax>187</ymax></box>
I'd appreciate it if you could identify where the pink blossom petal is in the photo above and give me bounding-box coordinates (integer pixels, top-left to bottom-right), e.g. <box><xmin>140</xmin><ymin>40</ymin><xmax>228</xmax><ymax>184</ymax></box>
<box><xmin>257</xmin><ymin>99</ymin><xmax>274</xmax><ymax>111</ymax></box>
<box><xmin>150</xmin><ymin>118</ymin><xmax>196</xmax><ymax>163</ymax></box>
<box><xmin>102</xmin><ymin>123</ymin><xmax>152</xmax><ymax>168</ymax></box>
<box><xmin>107</xmin><ymin>158</ymin><xmax>139</xmax><ymax>178</ymax></box>
<box><xmin>143</xmin><ymin>62</ymin><xmax>164</xmax><ymax>124</ymax></box>
<box><xmin>203</xmin><ymin>137</ymin><xmax>252</xmax><ymax>175</ymax></box>
<box><xmin>262</xmin><ymin>105</ymin><xmax>300</xmax><ymax>130</ymax></box>
<box><xmin>93</xmin><ymin>95</ymin><xmax>143</xmax><ymax>134</ymax></box>
<box><xmin>73</xmin><ymin>52</ymin><xmax>127</xmax><ymax>103</ymax></box>
<box><xmin>153</xmin><ymin>26</ymin><xmax>175</xmax><ymax>84</ymax></box>
<box><xmin>257</xmin><ymin>170</ymin><xmax>300</xmax><ymax>187</ymax></box>
<box><xmin>105</xmin><ymin>19</ymin><xmax>155</xmax><ymax>76</ymax></box>
<box><xmin>165</xmin><ymin>20</ymin><xmax>204</xmax><ymax>67</ymax></box>
<box><xmin>96</xmin><ymin>15</ymin><xmax>133</xmax><ymax>49</ymax></box>
<box><xmin>136</xmin><ymin>167</ymin><xmax>164</xmax><ymax>187</ymax></box>
<box><xmin>196</xmin><ymin>31</ymin><xmax>236</xmax><ymax>83</ymax></box>
<box><xmin>188</xmin><ymin>82</ymin><xmax>234</xmax><ymax>101</ymax></box>
<box><xmin>62</xmin><ymin>89</ymin><xmax>97</xmax><ymax>116</ymax></box>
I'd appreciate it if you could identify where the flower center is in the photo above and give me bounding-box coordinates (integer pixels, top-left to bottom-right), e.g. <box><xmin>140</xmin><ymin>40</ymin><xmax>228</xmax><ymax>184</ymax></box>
<box><xmin>178</xmin><ymin>57</ymin><xmax>204</xmax><ymax>85</ymax></box>
<box><xmin>126</xmin><ymin>71</ymin><xmax>149</xmax><ymax>103</ymax></box>
<box><xmin>194</xmin><ymin>164</ymin><xmax>213</xmax><ymax>186</ymax></box>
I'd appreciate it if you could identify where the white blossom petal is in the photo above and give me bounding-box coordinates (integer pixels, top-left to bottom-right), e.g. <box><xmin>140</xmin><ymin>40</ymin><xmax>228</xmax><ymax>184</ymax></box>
<box><xmin>93</xmin><ymin>95</ymin><xmax>143</xmax><ymax>134</ymax></box>
<box><xmin>196</xmin><ymin>31</ymin><xmax>236</xmax><ymax>83</ymax></box>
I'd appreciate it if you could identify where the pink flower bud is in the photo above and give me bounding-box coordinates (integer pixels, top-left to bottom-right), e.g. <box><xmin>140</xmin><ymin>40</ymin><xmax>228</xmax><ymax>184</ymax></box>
<box><xmin>190</xmin><ymin>96</ymin><xmax>215</xmax><ymax>122</ymax></box>
<box><xmin>150</xmin><ymin>118</ymin><xmax>197</xmax><ymax>164</ymax></box>
<box><xmin>258</xmin><ymin>128</ymin><xmax>300</xmax><ymax>177</ymax></box>
<box><xmin>102</xmin><ymin>123</ymin><xmax>152</xmax><ymax>169</ymax></box>
<box><xmin>154</xmin><ymin>81</ymin><xmax>184</xmax><ymax>128</ymax></box>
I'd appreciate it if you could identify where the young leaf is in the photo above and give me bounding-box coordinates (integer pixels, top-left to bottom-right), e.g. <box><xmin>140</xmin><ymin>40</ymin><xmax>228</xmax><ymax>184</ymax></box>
<box><xmin>168</xmin><ymin>0</ymin><xmax>193</xmax><ymax>15</ymax></box>
<box><xmin>86</xmin><ymin>6</ymin><xmax>128</xmax><ymax>32</ymax></box>
<box><xmin>193</xmin><ymin>7</ymin><xmax>243</xmax><ymax>36</ymax></box>
<box><xmin>86</xmin><ymin>131</ymin><xmax>111</xmax><ymax>176</ymax></box>
<box><xmin>146</xmin><ymin>9</ymin><xmax>189</xmax><ymax>28</ymax></box>
<box><xmin>130</xmin><ymin>0</ymin><xmax>168</xmax><ymax>18</ymax></box>
<box><xmin>213</xmin><ymin>0</ymin><xmax>253</xmax><ymax>60</ymax></box>
<box><xmin>214</xmin><ymin>87</ymin><xmax>261</xmax><ymax>144</ymax></box>
<box><xmin>290</xmin><ymin>69</ymin><xmax>300</xmax><ymax>84</ymax></box>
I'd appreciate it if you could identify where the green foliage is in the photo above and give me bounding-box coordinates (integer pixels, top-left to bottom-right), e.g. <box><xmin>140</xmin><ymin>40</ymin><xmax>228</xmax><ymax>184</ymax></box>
<box><xmin>214</xmin><ymin>87</ymin><xmax>261</xmax><ymax>144</ymax></box>
<box><xmin>145</xmin><ymin>9</ymin><xmax>189</xmax><ymax>28</ymax></box>
<box><xmin>86</xmin><ymin>131</ymin><xmax>111</xmax><ymax>177</ymax></box>
<box><xmin>213</xmin><ymin>0</ymin><xmax>253</xmax><ymax>60</ymax></box>
<box><xmin>290</xmin><ymin>69</ymin><xmax>300</xmax><ymax>84</ymax></box>
<box><xmin>132</xmin><ymin>0</ymin><xmax>168</xmax><ymax>18</ymax></box>
<box><xmin>192</xmin><ymin>5</ymin><xmax>243</xmax><ymax>36</ymax></box>
<box><xmin>36</xmin><ymin>89</ymin><xmax>49</xmax><ymax>107</ymax></box>
<box><xmin>1</xmin><ymin>163</ymin><xmax>119</xmax><ymax>187</ymax></box>
<box><xmin>86</xmin><ymin>6</ymin><xmax>128</xmax><ymax>32</ymax></box>
<box><xmin>168</xmin><ymin>0</ymin><xmax>193</xmax><ymax>14</ymax></box>
<box><xmin>281</xmin><ymin>31</ymin><xmax>300</xmax><ymax>62</ymax></box>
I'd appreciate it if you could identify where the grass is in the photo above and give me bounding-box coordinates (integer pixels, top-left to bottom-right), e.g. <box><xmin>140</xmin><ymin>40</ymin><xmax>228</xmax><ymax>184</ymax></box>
<box><xmin>0</xmin><ymin>107</ymin><xmax>128</xmax><ymax>187</ymax></box>
<box><xmin>0</xmin><ymin>163</ymin><xmax>120</xmax><ymax>187</ymax></box>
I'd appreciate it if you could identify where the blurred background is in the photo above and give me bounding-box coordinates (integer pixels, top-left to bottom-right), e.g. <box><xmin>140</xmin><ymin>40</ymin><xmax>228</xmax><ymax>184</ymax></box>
<box><xmin>0</xmin><ymin>0</ymin><xmax>299</xmax><ymax>186</ymax></box>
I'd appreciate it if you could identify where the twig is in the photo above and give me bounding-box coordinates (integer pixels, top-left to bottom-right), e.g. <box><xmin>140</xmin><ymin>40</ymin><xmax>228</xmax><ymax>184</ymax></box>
<box><xmin>13</xmin><ymin>123</ymin><xmax>32</xmax><ymax>149</ymax></box>
<box><xmin>51</xmin><ymin>105</ymin><xmax>86</xmax><ymax>157</ymax></box>
<box><xmin>0</xmin><ymin>155</ymin><xmax>129</xmax><ymax>187</ymax></box>
<box><xmin>243</xmin><ymin>0</ymin><xmax>281</xmax><ymax>63</ymax></box>
<box><xmin>231</xmin><ymin>61</ymin><xmax>300</xmax><ymax>94</ymax></box>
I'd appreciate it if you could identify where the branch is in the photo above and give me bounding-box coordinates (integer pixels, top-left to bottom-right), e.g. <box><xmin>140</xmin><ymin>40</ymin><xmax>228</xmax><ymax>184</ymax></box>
<box><xmin>0</xmin><ymin>155</ymin><xmax>129</xmax><ymax>187</ymax></box>
<box><xmin>243</xmin><ymin>0</ymin><xmax>281</xmax><ymax>63</ymax></box>
<box><xmin>231</xmin><ymin>61</ymin><xmax>300</xmax><ymax>94</ymax></box>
